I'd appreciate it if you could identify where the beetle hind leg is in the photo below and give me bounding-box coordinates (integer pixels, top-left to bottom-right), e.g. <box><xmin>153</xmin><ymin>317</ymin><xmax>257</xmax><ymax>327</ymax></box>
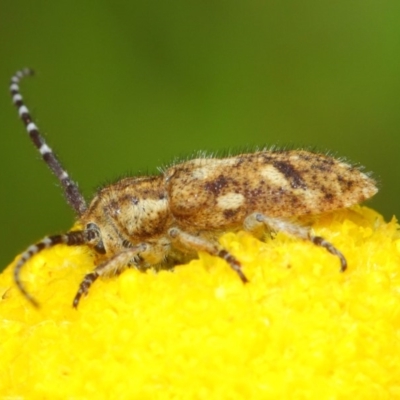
<box><xmin>243</xmin><ymin>212</ymin><xmax>347</xmax><ymax>272</ymax></box>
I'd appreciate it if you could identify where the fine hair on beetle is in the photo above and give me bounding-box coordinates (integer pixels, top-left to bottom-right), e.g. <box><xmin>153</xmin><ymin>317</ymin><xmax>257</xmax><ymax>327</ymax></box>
<box><xmin>10</xmin><ymin>68</ymin><xmax>378</xmax><ymax>308</ymax></box>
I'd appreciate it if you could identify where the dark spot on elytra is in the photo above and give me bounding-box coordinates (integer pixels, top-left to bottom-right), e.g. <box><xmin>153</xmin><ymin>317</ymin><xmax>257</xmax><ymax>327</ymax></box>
<box><xmin>346</xmin><ymin>180</ymin><xmax>354</xmax><ymax>190</ymax></box>
<box><xmin>318</xmin><ymin>185</ymin><xmax>336</xmax><ymax>203</ymax></box>
<box><xmin>324</xmin><ymin>192</ymin><xmax>334</xmax><ymax>202</ymax></box>
<box><xmin>273</xmin><ymin>160</ymin><xmax>307</xmax><ymax>190</ymax></box>
<box><xmin>204</xmin><ymin>175</ymin><xmax>232</xmax><ymax>195</ymax></box>
<box><xmin>246</xmin><ymin>187</ymin><xmax>264</xmax><ymax>199</ymax></box>
<box><xmin>261</xmin><ymin>154</ymin><xmax>274</xmax><ymax>164</ymax></box>
<box><xmin>297</xmin><ymin>153</ymin><xmax>312</xmax><ymax>162</ymax></box>
<box><xmin>223</xmin><ymin>208</ymin><xmax>240</xmax><ymax>219</ymax></box>
<box><xmin>311</xmin><ymin>162</ymin><xmax>332</xmax><ymax>173</ymax></box>
<box><xmin>337</xmin><ymin>175</ymin><xmax>355</xmax><ymax>191</ymax></box>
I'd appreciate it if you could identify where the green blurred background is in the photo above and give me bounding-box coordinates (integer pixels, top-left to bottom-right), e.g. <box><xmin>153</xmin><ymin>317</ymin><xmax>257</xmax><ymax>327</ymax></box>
<box><xmin>1</xmin><ymin>1</ymin><xmax>400</xmax><ymax>270</ymax></box>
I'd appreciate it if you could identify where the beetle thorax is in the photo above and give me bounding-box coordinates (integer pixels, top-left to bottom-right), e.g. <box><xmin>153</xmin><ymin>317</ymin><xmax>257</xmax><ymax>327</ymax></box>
<box><xmin>81</xmin><ymin>176</ymin><xmax>170</xmax><ymax>254</ymax></box>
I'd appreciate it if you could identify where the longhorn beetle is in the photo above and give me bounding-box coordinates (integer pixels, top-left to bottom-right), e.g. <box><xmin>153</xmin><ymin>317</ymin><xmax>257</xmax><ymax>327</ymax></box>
<box><xmin>10</xmin><ymin>68</ymin><xmax>378</xmax><ymax>308</ymax></box>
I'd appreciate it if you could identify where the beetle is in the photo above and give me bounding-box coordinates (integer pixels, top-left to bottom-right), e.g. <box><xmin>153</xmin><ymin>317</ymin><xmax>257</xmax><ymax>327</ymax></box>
<box><xmin>10</xmin><ymin>68</ymin><xmax>378</xmax><ymax>308</ymax></box>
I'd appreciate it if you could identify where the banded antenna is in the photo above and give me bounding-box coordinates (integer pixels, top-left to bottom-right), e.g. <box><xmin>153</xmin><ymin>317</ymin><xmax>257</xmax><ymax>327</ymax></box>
<box><xmin>10</xmin><ymin>68</ymin><xmax>87</xmax><ymax>216</ymax></box>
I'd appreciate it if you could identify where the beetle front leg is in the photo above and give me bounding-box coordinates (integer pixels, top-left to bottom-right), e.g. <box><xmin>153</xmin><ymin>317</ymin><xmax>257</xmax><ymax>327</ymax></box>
<box><xmin>73</xmin><ymin>243</ymin><xmax>148</xmax><ymax>308</ymax></box>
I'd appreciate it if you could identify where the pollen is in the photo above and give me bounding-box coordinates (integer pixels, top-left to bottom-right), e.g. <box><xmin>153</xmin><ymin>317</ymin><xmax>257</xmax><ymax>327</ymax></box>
<box><xmin>1</xmin><ymin>206</ymin><xmax>400</xmax><ymax>398</ymax></box>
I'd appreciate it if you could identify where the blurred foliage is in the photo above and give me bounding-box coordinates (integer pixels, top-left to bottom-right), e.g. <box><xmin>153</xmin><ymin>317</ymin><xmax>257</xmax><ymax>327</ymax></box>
<box><xmin>1</xmin><ymin>1</ymin><xmax>400</xmax><ymax>270</ymax></box>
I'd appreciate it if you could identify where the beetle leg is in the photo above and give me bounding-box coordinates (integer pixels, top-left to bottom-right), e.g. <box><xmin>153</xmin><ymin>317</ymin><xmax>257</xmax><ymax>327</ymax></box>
<box><xmin>73</xmin><ymin>243</ymin><xmax>148</xmax><ymax>308</ymax></box>
<box><xmin>168</xmin><ymin>227</ymin><xmax>248</xmax><ymax>283</ymax></box>
<box><xmin>244</xmin><ymin>212</ymin><xmax>347</xmax><ymax>272</ymax></box>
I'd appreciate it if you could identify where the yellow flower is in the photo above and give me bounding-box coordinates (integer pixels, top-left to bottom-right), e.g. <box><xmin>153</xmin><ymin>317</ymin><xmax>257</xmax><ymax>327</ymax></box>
<box><xmin>1</xmin><ymin>206</ymin><xmax>400</xmax><ymax>398</ymax></box>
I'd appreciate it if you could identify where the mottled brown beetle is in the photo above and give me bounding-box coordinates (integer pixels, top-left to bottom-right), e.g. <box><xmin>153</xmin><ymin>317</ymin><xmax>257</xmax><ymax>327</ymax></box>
<box><xmin>10</xmin><ymin>69</ymin><xmax>378</xmax><ymax>308</ymax></box>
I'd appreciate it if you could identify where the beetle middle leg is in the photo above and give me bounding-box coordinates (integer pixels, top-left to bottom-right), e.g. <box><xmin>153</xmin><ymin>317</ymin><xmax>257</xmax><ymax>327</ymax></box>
<box><xmin>168</xmin><ymin>227</ymin><xmax>249</xmax><ymax>283</ymax></box>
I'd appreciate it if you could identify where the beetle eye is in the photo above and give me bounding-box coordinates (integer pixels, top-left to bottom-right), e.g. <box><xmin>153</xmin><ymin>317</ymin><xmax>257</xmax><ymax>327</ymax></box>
<box><xmin>86</xmin><ymin>223</ymin><xmax>99</xmax><ymax>231</ymax></box>
<box><xmin>86</xmin><ymin>223</ymin><xmax>106</xmax><ymax>254</ymax></box>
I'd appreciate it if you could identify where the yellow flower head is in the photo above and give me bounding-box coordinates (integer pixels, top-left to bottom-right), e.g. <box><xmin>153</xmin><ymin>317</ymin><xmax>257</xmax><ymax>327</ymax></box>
<box><xmin>1</xmin><ymin>206</ymin><xmax>400</xmax><ymax>398</ymax></box>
